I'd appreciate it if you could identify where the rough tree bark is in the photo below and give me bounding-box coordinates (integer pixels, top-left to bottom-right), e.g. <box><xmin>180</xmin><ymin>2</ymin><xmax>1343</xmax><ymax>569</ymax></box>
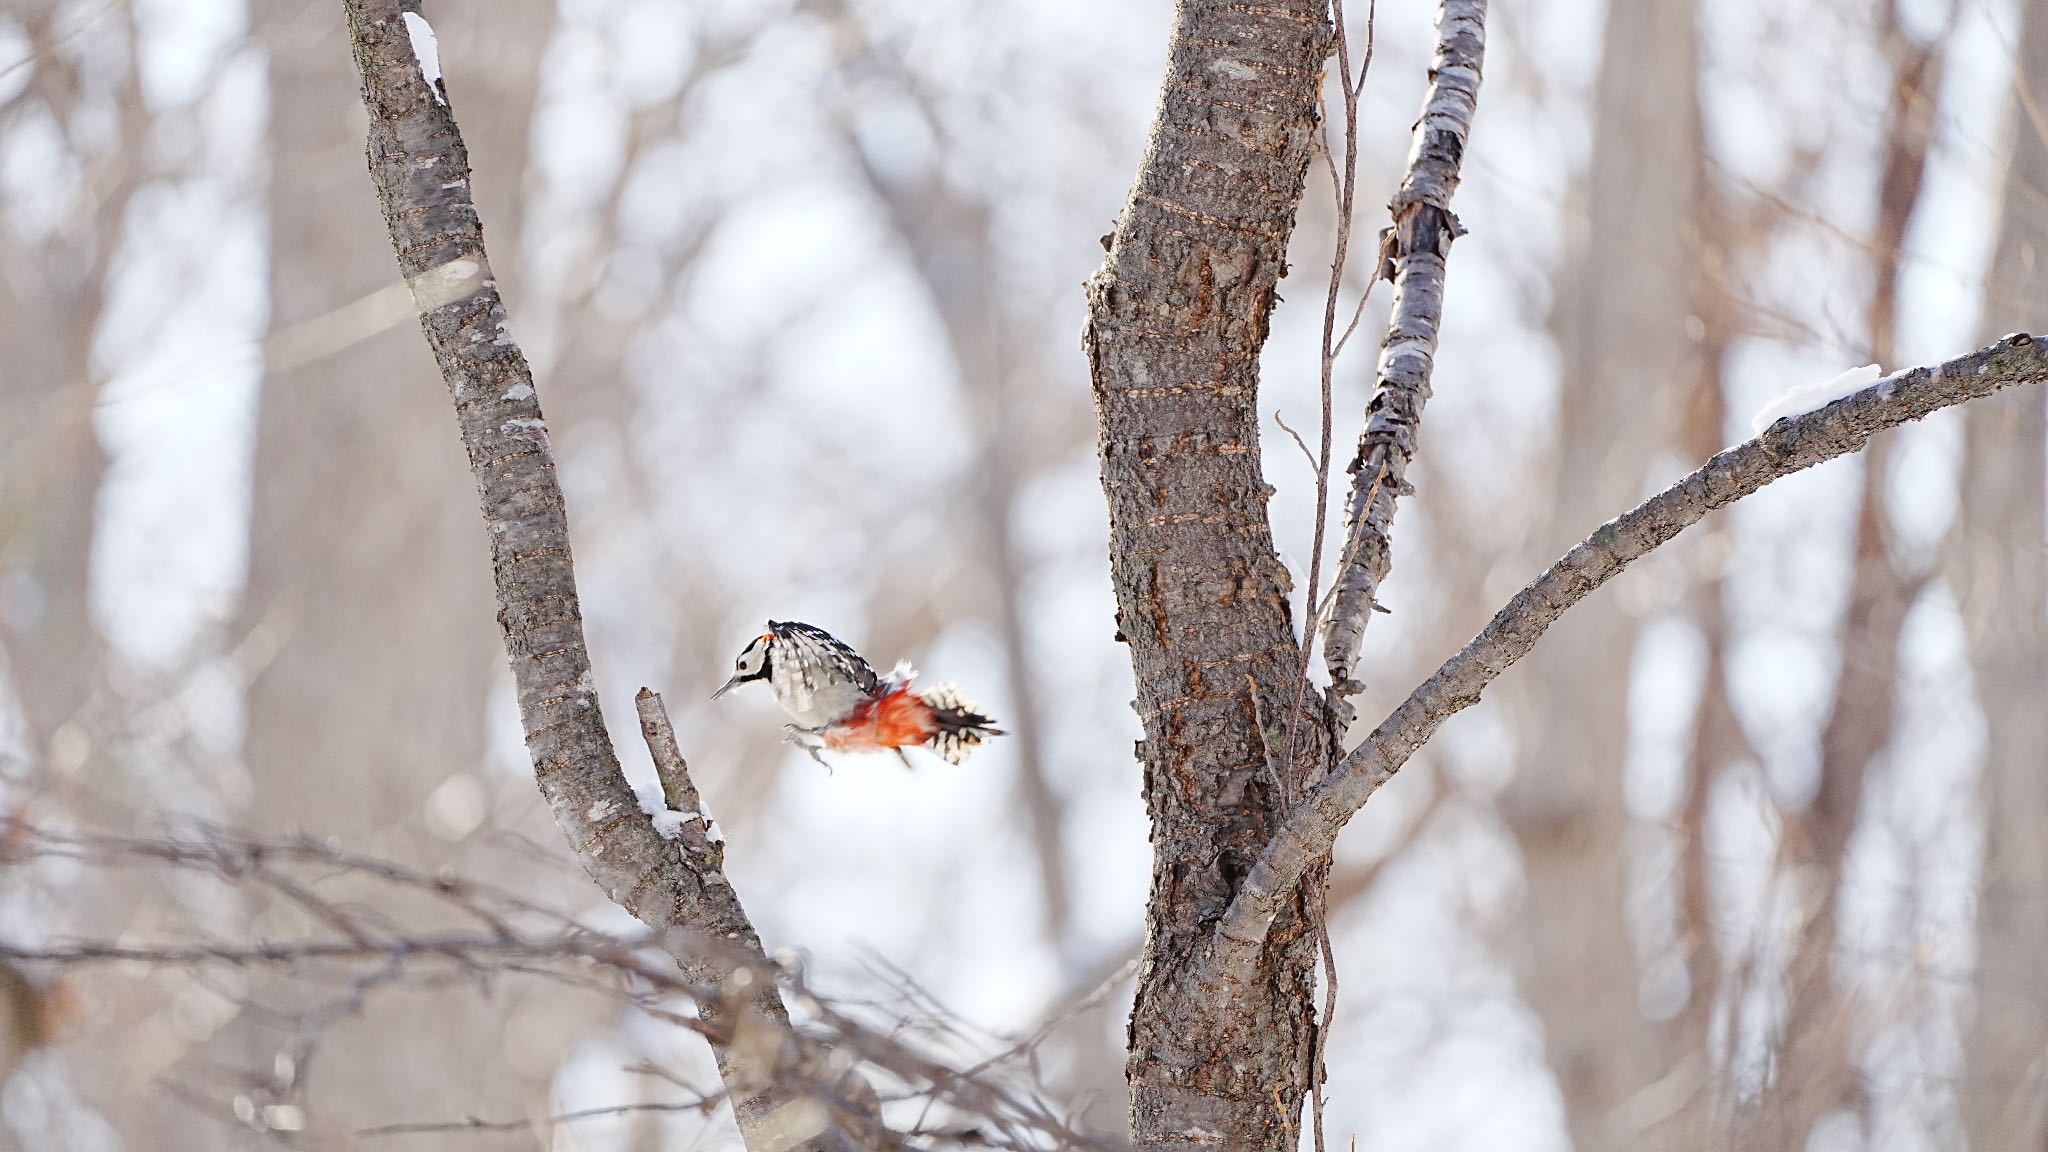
<box><xmin>1082</xmin><ymin>2</ymin><xmax>1338</xmax><ymax>1148</ymax></box>
<box><xmin>1319</xmin><ymin>0</ymin><xmax>1486</xmax><ymax>710</ymax></box>
<box><xmin>1958</xmin><ymin>3</ymin><xmax>2048</xmax><ymax>1144</ymax></box>
<box><xmin>336</xmin><ymin>5</ymin><xmax>879</xmax><ymax>1149</ymax></box>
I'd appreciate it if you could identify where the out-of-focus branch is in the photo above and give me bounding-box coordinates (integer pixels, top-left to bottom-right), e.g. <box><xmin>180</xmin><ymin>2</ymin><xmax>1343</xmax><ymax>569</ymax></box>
<box><xmin>0</xmin><ymin>931</ymin><xmax>677</xmax><ymax>974</ymax></box>
<box><xmin>360</xmin><ymin>1097</ymin><xmax>725</xmax><ymax>1139</ymax></box>
<box><xmin>1960</xmin><ymin>4</ymin><xmax>2048</xmax><ymax>1146</ymax></box>
<box><xmin>1213</xmin><ymin>334</ymin><xmax>2048</xmax><ymax>968</ymax></box>
<box><xmin>1317</xmin><ymin>0</ymin><xmax>1486</xmax><ymax>718</ymax></box>
<box><xmin>0</xmin><ymin>824</ymin><xmax>1098</xmax><ymax>1152</ymax></box>
<box><xmin>334</xmin><ymin>5</ymin><xmax>879</xmax><ymax>1149</ymax></box>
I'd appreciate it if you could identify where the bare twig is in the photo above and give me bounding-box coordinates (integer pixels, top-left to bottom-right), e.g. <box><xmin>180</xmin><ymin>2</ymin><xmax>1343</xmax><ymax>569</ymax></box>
<box><xmin>1292</xmin><ymin>6</ymin><xmax>1378</xmax><ymax>1149</ymax></box>
<box><xmin>637</xmin><ymin>689</ymin><xmax>692</xmax><ymax>812</ymax></box>
<box><xmin>1319</xmin><ymin>0</ymin><xmax>1488</xmax><ymax>721</ymax></box>
<box><xmin>333</xmin><ymin>5</ymin><xmax>882</xmax><ymax>1148</ymax></box>
<box><xmin>0</xmin><ymin>931</ymin><xmax>685</xmax><ymax>976</ymax></box>
<box><xmin>1212</xmin><ymin>333</ymin><xmax>2048</xmax><ymax>974</ymax></box>
<box><xmin>0</xmin><ymin>834</ymin><xmax>1088</xmax><ymax>1152</ymax></box>
<box><xmin>636</xmin><ymin>688</ymin><xmax>727</xmax><ymax>864</ymax></box>
<box><xmin>360</xmin><ymin>1096</ymin><xmax>724</xmax><ymax>1138</ymax></box>
<box><xmin>1295</xmin><ymin>0</ymin><xmax>1375</xmax><ymax>715</ymax></box>
<box><xmin>1272</xmin><ymin>410</ymin><xmax>1322</xmax><ymax>475</ymax></box>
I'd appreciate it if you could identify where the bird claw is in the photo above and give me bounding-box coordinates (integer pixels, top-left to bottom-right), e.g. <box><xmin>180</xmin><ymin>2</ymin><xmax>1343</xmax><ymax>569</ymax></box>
<box><xmin>782</xmin><ymin>725</ymin><xmax>834</xmax><ymax>773</ymax></box>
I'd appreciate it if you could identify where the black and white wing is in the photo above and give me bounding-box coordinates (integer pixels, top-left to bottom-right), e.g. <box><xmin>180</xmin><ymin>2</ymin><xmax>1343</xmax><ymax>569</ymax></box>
<box><xmin>765</xmin><ymin>620</ymin><xmax>881</xmax><ymax>727</ymax></box>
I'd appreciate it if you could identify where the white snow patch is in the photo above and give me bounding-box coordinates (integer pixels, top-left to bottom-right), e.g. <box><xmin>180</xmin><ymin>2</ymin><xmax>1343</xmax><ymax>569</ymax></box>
<box><xmin>651</xmin><ymin>809</ymin><xmax>699</xmax><ymax>841</ymax></box>
<box><xmin>651</xmin><ymin>807</ymin><xmax>723</xmax><ymax>843</ymax></box>
<box><xmin>401</xmin><ymin>12</ymin><xmax>446</xmax><ymax>106</ymax></box>
<box><xmin>1750</xmin><ymin>364</ymin><xmax>1884</xmax><ymax>435</ymax></box>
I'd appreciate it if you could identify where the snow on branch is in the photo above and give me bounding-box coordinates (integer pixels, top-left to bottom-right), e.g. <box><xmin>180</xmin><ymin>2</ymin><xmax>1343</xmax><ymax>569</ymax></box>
<box><xmin>1212</xmin><ymin>333</ymin><xmax>2048</xmax><ymax>976</ymax></box>
<box><xmin>1751</xmin><ymin>362</ymin><xmax>1884</xmax><ymax>434</ymax></box>
<box><xmin>399</xmin><ymin>11</ymin><xmax>446</xmax><ymax>107</ymax></box>
<box><xmin>1318</xmin><ymin>0</ymin><xmax>1487</xmax><ymax>721</ymax></box>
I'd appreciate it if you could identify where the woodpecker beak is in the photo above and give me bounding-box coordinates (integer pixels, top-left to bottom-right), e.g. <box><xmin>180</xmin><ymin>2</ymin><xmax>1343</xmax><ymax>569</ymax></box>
<box><xmin>712</xmin><ymin>675</ymin><xmax>743</xmax><ymax>701</ymax></box>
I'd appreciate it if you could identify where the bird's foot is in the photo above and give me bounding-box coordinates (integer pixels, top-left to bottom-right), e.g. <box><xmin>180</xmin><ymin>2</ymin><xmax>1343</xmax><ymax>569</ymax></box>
<box><xmin>782</xmin><ymin>725</ymin><xmax>834</xmax><ymax>773</ymax></box>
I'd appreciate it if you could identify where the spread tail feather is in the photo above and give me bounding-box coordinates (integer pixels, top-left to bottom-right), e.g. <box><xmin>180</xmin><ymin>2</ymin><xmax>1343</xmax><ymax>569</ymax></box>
<box><xmin>917</xmin><ymin>683</ymin><xmax>1004</xmax><ymax>765</ymax></box>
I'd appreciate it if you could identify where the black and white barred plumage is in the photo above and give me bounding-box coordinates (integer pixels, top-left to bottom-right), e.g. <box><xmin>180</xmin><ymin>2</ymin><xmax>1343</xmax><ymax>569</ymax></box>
<box><xmin>714</xmin><ymin>620</ymin><xmax>1004</xmax><ymax>766</ymax></box>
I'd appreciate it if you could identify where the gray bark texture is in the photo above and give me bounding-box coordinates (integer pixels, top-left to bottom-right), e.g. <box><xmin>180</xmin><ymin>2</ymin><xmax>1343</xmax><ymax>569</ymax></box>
<box><xmin>1319</xmin><ymin>0</ymin><xmax>1486</xmax><ymax>710</ymax></box>
<box><xmin>1080</xmin><ymin>2</ymin><xmax>1338</xmax><ymax>1148</ymax></box>
<box><xmin>1959</xmin><ymin>3</ymin><xmax>2048</xmax><ymax>1144</ymax></box>
<box><xmin>335</xmin><ymin>5</ymin><xmax>878</xmax><ymax>1149</ymax></box>
<box><xmin>1214</xmin><ymin>335</ymin><xmax>2048</xmax><ymax>959</ymax></box>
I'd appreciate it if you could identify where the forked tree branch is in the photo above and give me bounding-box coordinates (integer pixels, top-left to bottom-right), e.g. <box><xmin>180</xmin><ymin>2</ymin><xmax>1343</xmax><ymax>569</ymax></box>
<box><xmin>1318</xmin><ymin>0</ymin><xmax>1486</xmax><ymax>715</ymax></box>
<box><xmin>336</xmin><ymin>4</ymin><xmax>879</xmax><ymax>1149</ymax></box>
<box><xmin>1213</xmin><ymin>333</ymin><xmax>2048</xmax><ymax>971</ymax></box>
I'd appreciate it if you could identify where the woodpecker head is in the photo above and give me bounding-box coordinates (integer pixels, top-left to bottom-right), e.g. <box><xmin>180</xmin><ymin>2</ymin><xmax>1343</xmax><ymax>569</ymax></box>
<box><xmin>713</xmin><ymin>628</ymin><xmax>775</xmax><ymax>699</ymax></box>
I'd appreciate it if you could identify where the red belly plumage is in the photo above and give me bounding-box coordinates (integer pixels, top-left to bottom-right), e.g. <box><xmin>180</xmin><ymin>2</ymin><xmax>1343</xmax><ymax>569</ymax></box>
<box><xmin>821</xmin><ymin>687</ymin><xmax>937</xmax><ymax>752</ymax></box>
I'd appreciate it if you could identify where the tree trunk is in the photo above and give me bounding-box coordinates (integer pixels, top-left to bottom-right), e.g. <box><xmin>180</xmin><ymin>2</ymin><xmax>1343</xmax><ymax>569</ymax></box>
<box><xmin>1756</xmin><ymin>20</ymin><xmax>1942</xmax><ymax>1144</ymax></box>
<box><xmin>0</xmin><ymin>8</ymin><xmax>174</xmax><ymax>1146</ymax></box>
<box><xmin>1501</xmin><ymin>2</ymin><xmax>1699</xmax><ymax>1147</ymax></box>
<box><xmin>231</xmin><ymin>1</ymin><xmax>563</xmax><ymax>1139</ymax></box>
<box><xmin>1083</xmin><ymin>3</ymin><xmax>1336</xmax><ymax>1149</ymax></box>
<box><xmin>1663</xmin><ymin>173</ymin><xmax>1748</xmax><ymax>1146</ymax></box>
<box><xmin>1958</xmin><ymin>3</ymin><xmax>2048</xmax><ymax>1145</ymax></box>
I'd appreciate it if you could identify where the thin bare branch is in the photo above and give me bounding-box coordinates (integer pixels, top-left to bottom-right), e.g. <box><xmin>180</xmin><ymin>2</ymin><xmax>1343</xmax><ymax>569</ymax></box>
<box><xmin>1212</xmin><ymin>333</ymin><xmax>2048</xmax><ymax>972</ymax></box>
<box><xmin>0</xmin><ymin>841</ymin><xmax>1093</xmax><ymax>1152</ymax></box>
<box><xmin>636</xmin><ymin>689</ymin><xmax>723</xmax><ymax>859</ymax></box>
<box><xmin>359</xmin><ymin>1096</ymin><xmax>724</xmax><ymax>1138</ymax></box>
<box><xmin>1318</xmin><ymin>0</ymin><xmax>1487</xmax><ymax>719</ymax></box>
<box><xmin>1294</xmin><ymin>6</ymin><xmax>1377</xmax><ymax>1149</ymax></box>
